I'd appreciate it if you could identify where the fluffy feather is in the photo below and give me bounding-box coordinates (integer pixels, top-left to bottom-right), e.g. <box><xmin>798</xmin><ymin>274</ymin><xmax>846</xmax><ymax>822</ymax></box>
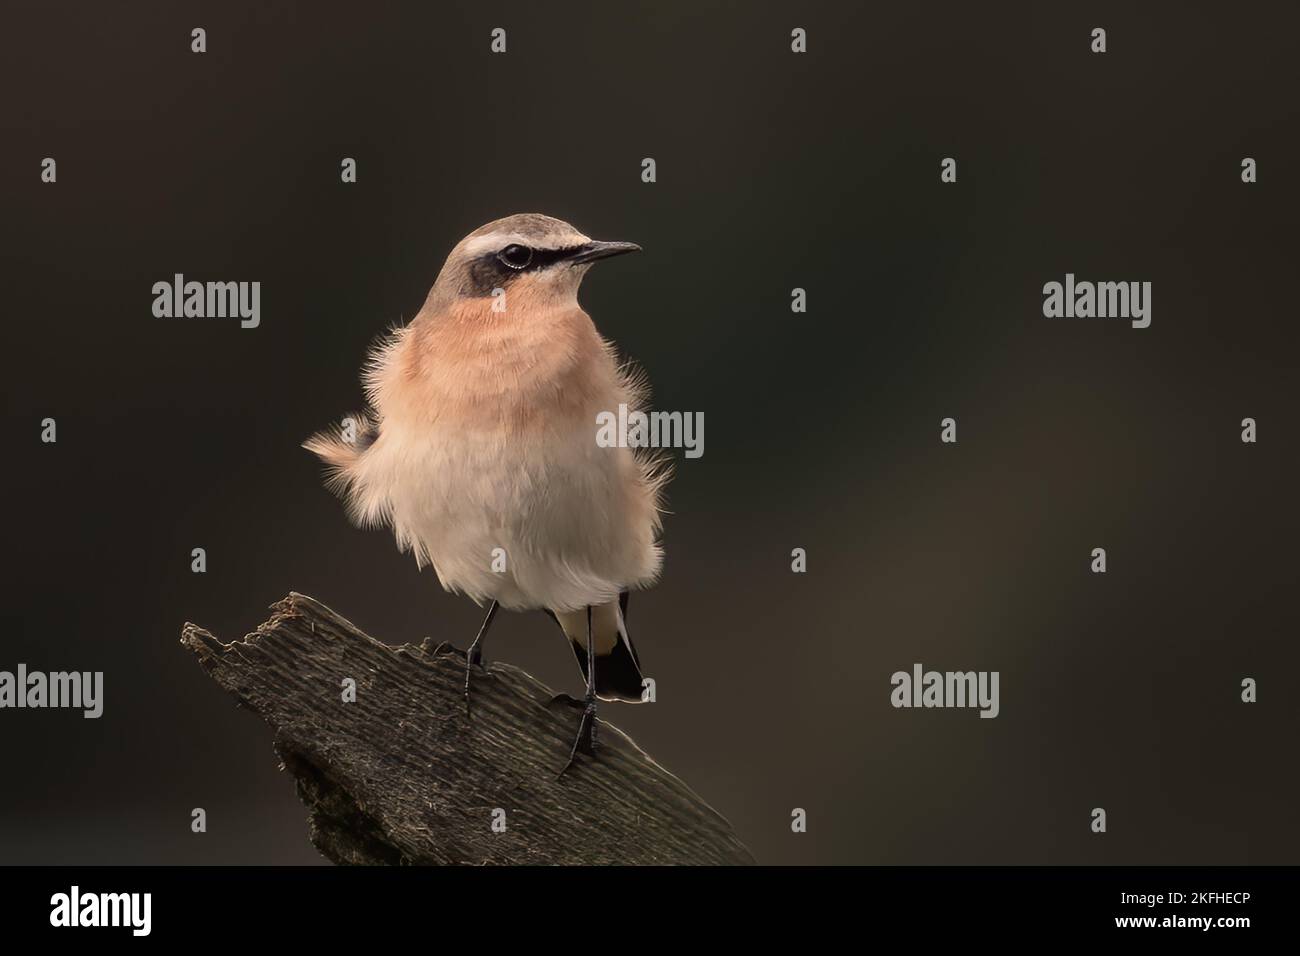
<box><xmin>305</xmin><ymin>217</ymin><xmax>668</xmax><ymax>613</ymax></box>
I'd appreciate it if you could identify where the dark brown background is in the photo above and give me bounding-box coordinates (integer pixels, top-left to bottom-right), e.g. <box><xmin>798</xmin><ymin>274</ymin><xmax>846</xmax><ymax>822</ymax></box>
<box><xmin>2</xmin><ymin>1</ymin><xmax>1296</xmax><ymax>864</ymax></box>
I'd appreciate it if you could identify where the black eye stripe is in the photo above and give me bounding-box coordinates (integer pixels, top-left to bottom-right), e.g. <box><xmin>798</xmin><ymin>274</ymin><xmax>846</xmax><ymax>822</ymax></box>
<box><xmin>531</xmin><ymin>245</ymin><xmax>586</xmax><ymax>268</ymax></box>
<box><xmin>494</xmin><ymin>244</ymin><xmax>587</xmax><ymax>272</ymax></box>
<box><xmin>461</xmin><ymin>244</ymin><xmax>589</xmax><ymax>296</ymax></box>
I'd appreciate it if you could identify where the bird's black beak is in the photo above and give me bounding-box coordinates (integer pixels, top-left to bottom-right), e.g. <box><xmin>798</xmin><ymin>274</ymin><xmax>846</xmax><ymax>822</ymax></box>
<box><xmin>566</xmin><ymin>240</ymin><xmax>642</xmax><ymax>264</ymax></box>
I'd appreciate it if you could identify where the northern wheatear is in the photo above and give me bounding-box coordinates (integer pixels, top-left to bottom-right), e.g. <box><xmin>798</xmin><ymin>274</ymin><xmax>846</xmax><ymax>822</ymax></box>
<box><xmin>305</xmin><ymin>214</ymin><xmax>666</xmax><ymax>774</ymax></box>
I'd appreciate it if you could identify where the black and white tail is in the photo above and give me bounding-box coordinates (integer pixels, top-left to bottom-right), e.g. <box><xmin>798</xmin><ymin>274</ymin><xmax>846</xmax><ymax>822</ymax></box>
<box><xmin>547</xmin><ymin>592</ymin><xmax>645</xmax><ymax>703</ymax></box>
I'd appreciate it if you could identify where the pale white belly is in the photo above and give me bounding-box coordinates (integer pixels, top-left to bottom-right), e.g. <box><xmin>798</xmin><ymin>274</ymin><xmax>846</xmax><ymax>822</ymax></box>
<box><xmin>366</xmin><ymin>418</ymin><xmax>660</xmax><ymax>611</ymax></box>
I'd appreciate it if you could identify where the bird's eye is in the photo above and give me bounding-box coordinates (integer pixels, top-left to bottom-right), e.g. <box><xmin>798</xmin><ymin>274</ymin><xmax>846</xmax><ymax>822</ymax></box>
<box><xmin>497</xmin><ymin>244</ymin><xmax>533</xmax><ymax>270</ymax></box>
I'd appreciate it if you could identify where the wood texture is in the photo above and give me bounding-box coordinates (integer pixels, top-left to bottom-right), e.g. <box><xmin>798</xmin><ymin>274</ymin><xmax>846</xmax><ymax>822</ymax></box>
<box><xmin>180</xmin><ymin>592</ymin><xmax>754</xmax><ymax>865</ymax></box>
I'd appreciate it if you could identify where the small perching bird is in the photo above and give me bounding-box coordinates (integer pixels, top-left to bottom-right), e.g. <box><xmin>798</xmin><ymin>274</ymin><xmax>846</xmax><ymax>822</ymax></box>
<box><xmin>305</xmin><ymin>214</ymin><xmax>667</xmax><ymax>774</ymax></box>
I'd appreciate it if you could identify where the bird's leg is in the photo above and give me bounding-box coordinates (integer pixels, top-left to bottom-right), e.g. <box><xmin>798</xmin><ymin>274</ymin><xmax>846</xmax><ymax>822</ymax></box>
<box><xmin>464</xmin><ymin>600</ymin><xmax>499</xmax><ymax>715</ymax></box>
<box><xmin>557</xmin><ymin>606</ymin><xmax>598</xmax><ymax>777</ymax></box>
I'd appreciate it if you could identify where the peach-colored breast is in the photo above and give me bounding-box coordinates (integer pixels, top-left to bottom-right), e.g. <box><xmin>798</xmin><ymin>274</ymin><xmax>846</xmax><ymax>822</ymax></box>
<box><xmin>375</xmin><ymin>280</ymin><xmax>627</xmax><ymax>435</ymax></box>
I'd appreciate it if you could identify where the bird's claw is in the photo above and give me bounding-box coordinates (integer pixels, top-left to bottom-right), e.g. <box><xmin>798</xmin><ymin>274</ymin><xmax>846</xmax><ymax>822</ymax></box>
<box><xmin>556</xmin><ymin>696</ymin><xmax>598</xmax><ymax>778</ymax></box>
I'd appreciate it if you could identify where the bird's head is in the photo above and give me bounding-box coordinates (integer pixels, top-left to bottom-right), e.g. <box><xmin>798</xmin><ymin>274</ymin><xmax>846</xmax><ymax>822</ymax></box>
<box><xmin>429</xmin><ymin>214</ymin><xmax>641</xmax><ymax>309</ymax></box>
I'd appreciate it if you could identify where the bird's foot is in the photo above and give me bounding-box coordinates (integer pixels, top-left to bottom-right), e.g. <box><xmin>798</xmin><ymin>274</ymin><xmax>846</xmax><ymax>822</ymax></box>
<box><xmin>555</xmin><ymin>693</ymin><xmax>598</xmax><ymax>778</ymax></box>
<box><xmin>462</xmin><ymin>600</ymin><xmax>499</xmax><ymax>718</ymax></box>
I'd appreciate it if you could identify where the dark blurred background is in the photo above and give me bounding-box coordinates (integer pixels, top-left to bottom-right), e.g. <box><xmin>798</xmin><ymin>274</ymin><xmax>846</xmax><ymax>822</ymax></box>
<box><xmin>1</xmin><ymin>1</ymin><xmax>1296</xmax><ymax>865</ymax></box>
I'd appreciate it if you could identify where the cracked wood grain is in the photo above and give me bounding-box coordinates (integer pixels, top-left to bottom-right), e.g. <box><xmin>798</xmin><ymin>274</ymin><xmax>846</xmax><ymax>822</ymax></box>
<box><xmin>180</xmin><ymin>592</ymin><xmax>754</xmax><ymax>865</ymax></box>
